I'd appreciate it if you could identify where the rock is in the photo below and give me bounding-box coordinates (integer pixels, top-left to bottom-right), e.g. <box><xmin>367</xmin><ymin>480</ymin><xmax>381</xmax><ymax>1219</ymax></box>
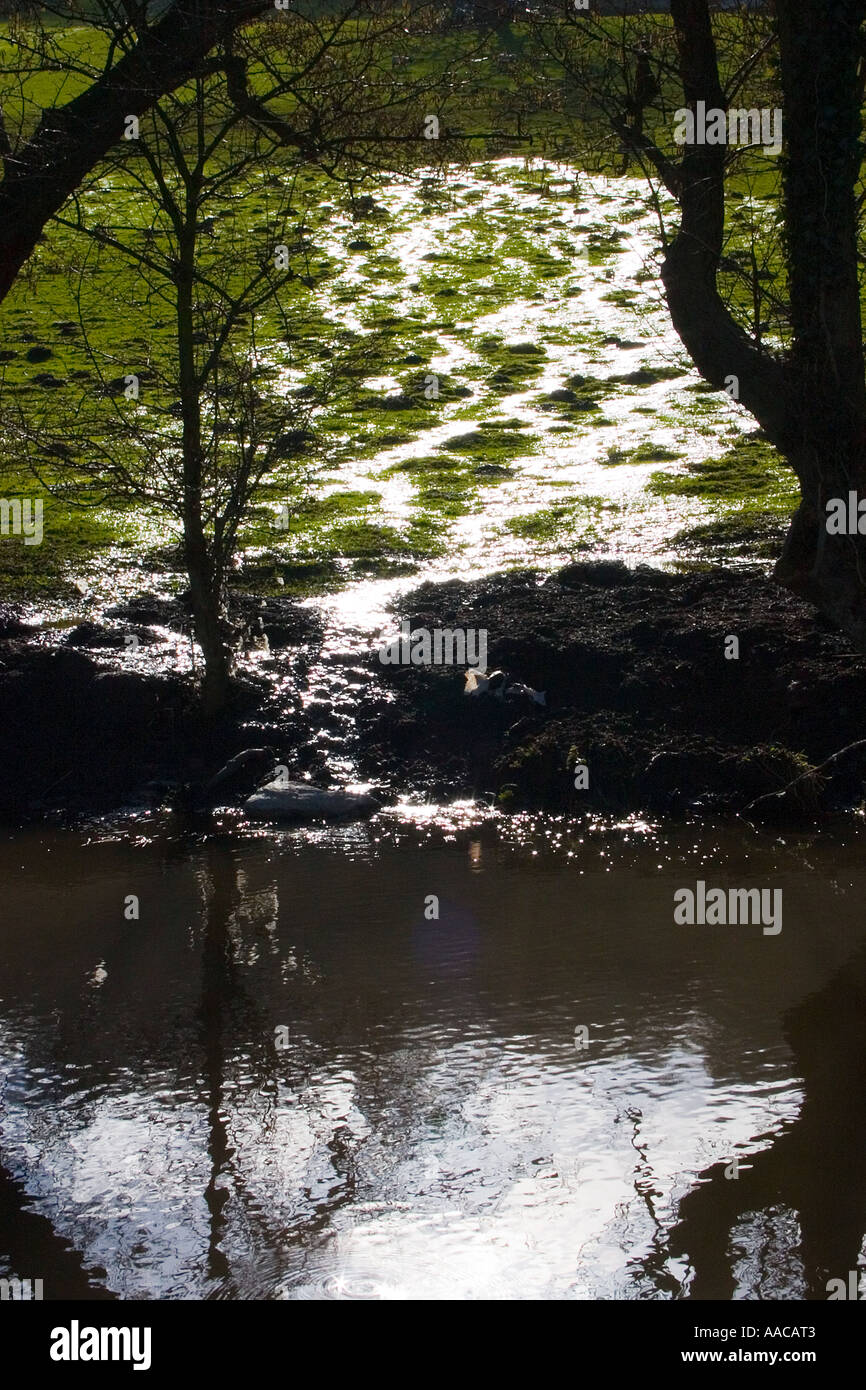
<box><xmin>347</xmin><ymin>238</ymin><xmax>373</xmax><ymax>250</ymax></box>
<box><xmin>244</xmin><ymin>779</ymin><xmax>379</xmax><ymax>820</ymax></box>
<box><xmin>203</xmin><ymin>748</ymin><xmax>277</xmax><ymax>804</ymax></box>
<box><xmin>25</xmin><ymin>346</ymin><xmax>53</xmax><ymax>363</ymax></box>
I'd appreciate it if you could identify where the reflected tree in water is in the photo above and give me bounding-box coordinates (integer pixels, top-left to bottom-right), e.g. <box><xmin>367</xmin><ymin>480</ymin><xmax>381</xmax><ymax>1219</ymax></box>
<box><xmin>668</xmin><ymin>940</ymin><xmax>866</xmax><ymax>1298</ymax></box>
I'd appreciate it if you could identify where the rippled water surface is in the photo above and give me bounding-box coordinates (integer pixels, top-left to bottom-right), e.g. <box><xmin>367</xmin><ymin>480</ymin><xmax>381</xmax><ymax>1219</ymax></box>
<box><xmin>2</xmin><ymin>818</ymin><xmax>865</xmax><ymax>1300</ymax></box>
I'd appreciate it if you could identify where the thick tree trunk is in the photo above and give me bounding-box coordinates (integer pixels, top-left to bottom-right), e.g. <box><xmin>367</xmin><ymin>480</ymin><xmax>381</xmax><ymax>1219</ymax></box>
<box><xmin>771</xmin><ymin>0</ymin><xmax>866</xmax><ymax>642</ymax></box>
<box><xmin>662</xmin><ymin>0</ymin><xmax>866</xmax><ymax>645</ymax></box>
<box><xmin>662</xmin><ymin>0</ymin><xmax>789</xmax><ymax>445</ymax></box>
<box><xmin>0</xmin><ymin>0</ymin><xmax>268</xmax><ymax>304</ymax></box>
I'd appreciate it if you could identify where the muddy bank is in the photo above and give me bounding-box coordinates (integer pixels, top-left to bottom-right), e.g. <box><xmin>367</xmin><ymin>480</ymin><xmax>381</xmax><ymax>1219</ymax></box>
<box><xmin>0</xmin><ymin>593</ymin><xmax>326</xmax><ymax>820</ymax></box>
<box><xmin>2</xmin><ymin>563</ymin><xmax>866</xmax><ymax>823</ymax></box>
<box><xmin>356</xmin><ymin>562</ymin><xmax>866</xmax><ymax>820</ymax></box>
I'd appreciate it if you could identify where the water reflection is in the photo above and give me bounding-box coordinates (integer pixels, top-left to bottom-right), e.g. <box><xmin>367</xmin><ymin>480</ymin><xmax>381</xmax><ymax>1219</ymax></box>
<box><xmin>0</xmin><ymin>821</ymin><xmax>864</xmax><ymax>1299</ymax></box>
<box><xmin>669</xmin><ymin>937</ymin><xmax>866</xmax><ymax>1299</ymax></box>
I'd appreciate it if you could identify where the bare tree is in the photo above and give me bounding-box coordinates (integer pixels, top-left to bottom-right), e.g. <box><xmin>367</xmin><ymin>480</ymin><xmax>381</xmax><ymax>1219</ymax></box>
<box><xmin>4</xmin><ymin>72</ymin><xmax>334</xmax><ymax>712</ymax></box>
<box><xmin>0</xmin><ymin>0</ymin><xmax>274</xmax><ymax>302</ymax></box>
<box><xmin>1</xmin><ymin>3</ymin><xmax>473</xmax><ymax>710</ymax></box>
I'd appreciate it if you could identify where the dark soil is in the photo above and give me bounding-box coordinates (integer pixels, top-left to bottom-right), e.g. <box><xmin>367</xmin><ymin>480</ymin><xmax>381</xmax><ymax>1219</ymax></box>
<box><xmin>0</xmin><ymin>593</ymin><xmax>324</xmax><ymax>820</ymax></box>
<box><xmin>2</xmin><ymin>563</ymin><xmax>865</xmax><ymax>823</ymax></box>
<box><xmin>354</xmin><ymin>562</ymin><xmax>866</xmax><ymax>821</ymax></box>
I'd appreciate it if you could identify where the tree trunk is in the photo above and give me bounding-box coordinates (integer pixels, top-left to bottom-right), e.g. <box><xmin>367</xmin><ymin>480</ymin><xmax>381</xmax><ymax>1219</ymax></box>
<box><xmin>185</xmin><ymin>545</ymin><xmax>234</xmax><ymax>718</ymax></box>
<box><xmin>176</xmin><ymin>188</ymin><xmax>233</xmax><ymax>716</ymax></box>
<box><xmin>662</xmin><ymin>0</ymin><xmax>789</xmax><ymax>441</ymax></box>
<box><xmin>662</xmin><ymin>0</ymin><xmax>866</xmax><ymax>645</ymax></box>
<box><xmin>771</xmin><ymin>0</ymin><xmax>866</xmax><ymax>642</ymax></box>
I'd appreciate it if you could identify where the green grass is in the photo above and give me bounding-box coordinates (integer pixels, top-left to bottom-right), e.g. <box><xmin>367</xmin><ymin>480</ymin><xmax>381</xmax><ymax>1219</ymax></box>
<box><xmin>648</xmin><ymin>434</ymin><xmax>798</xmax><ymax>508</ymax></box>
<box><xmin>0</xmin><ymin>12</ymin><xmax>812</xmax><ymax>603</ymax></box>
<box><xmin>505</xmin><ymin>496</ymin><xmax>617</xmax><ymax>552</ymax></box>
<box><xmin>670</xmin><ymin>512</ymin><xmax>789</xmax><ymax>561</ymax></box>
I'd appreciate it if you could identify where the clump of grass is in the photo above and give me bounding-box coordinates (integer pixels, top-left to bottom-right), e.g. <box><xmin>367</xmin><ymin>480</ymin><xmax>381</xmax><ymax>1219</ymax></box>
<box><xmin>505</xmin><ymin>496</ymin><xmax>616</xmax><ymax>551</ymax></box>
<box><xmin>648</xmin><ymin>433</ymin><xmax>798</xmax><ymax>506</ymax></box>
<box><xmin>606</xmin><ymin>442</ymin><xmax>683</xmax><ymax>466</ymax></box>
<box><xmin>670</xmin><ymin>512</ymin><xmax>788</xmax><ymax>560</ymax></box>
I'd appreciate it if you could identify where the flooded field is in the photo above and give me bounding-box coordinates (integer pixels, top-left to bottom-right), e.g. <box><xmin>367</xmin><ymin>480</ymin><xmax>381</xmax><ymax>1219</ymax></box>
<box><xmin>1</xmin><ymin>816</ymin><xmax>865</xmax><ymax>1300</ymax></box>
<box><xmin>3</xmin><ymin>163</ymin><xmax>798</xmax><ymax>726</ymax></box>
<box><xmin>4</xmin><ymin>162</ymin><xmax>795</xmax><ymax>606</ymax></box>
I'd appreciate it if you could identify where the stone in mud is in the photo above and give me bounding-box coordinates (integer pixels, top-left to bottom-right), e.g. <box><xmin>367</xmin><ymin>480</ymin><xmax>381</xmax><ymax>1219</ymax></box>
<box><xmin>244</xmin><ymin>780</ymin><xmax>379</xmax><ymax>820</ymax></box>
<box><xmin>204</xmin><ymin>748</ymin><xmax>277</xmax><ymax>804</ymax></box>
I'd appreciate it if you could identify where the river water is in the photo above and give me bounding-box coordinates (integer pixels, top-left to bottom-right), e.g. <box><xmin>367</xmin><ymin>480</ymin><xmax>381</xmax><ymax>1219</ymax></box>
<box><xmin>2</xmin><ymin>814</ymin><xmax>865</xmax><ymax>1300</ymax></box>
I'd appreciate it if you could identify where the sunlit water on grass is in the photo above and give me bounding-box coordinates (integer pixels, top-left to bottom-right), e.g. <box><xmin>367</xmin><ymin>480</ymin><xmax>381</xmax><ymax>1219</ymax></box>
<box><xmin>20</xmin><ymin>161</ymin><xmax>774</xmax><ymax>627</ymax></box>
<box><xmin>14</xmin><ymin>160</ymin><xmax>793</xmax><ymax>742</ymax></box>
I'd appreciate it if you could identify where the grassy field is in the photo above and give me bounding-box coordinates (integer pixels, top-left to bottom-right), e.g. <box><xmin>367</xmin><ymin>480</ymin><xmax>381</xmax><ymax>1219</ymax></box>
<box><xmin>0</xmin><ymin>11</ymin><xmax>802</xmax><ymax>607</ymax></box>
